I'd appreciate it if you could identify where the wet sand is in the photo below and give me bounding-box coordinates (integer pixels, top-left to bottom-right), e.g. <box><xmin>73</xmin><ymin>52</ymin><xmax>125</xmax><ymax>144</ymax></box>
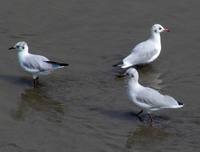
<box><xmin>0</xmin><ymin>0</ymin><xmax>199</xmax><ymax>151</ymax></box>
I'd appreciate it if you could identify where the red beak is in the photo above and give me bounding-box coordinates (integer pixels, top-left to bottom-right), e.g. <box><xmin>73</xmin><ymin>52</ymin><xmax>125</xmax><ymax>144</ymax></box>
<box><xmin>164</xmin><ymin>28</ymin><xmax>170</xmax><ymax>32</ymax></box>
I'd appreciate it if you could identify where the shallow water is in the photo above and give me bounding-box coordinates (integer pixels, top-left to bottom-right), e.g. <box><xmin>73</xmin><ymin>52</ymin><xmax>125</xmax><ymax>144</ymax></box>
<box><xmin>0</xmin><ymin>0</ymin><xmax>199</xmax><ymax>151</ymax></box>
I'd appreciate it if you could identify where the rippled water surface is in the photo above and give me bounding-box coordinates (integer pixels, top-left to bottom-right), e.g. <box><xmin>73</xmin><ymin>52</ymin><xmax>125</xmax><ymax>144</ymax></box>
<box><xmin>0</xmin><ymin>0</ymin><xmax>200</xmax><ymax>151</ymax></box>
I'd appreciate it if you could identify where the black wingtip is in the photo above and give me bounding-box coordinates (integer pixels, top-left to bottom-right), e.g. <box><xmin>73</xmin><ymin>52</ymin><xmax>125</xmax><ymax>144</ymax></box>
<box><xmin>59</xmin><ymin>63</ymin><xmax>69</xmax><ymax>66</ymax></box>
<box><xmin>45</xmin><ymin>61</ymin><xmax>69</xmax><ymax>66</ymax></box>
<box><xmin>112</xmin><ymin>61</ymin><xmax>123</xmax><ymax>67</ymax></box>
<box><xmin>178</xmin><ymin>101</ymin><xmax>184</xmax><ymax>106</ymax></box>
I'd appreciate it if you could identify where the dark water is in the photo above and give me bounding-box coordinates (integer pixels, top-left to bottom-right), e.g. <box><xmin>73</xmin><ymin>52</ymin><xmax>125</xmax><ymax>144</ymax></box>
<box><xmin>0</xmin><ymin>0</ymin><xmax>199</xmax><ymax>151</ymax></box>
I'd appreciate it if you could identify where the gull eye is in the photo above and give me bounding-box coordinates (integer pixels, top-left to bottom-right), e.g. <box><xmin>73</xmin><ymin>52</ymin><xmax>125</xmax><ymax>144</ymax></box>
<box><xmin>16</xmin><ymin>46</ymin><xmax>20</xmax><ymax>49</ymax></box>
<box><xmin>159</xmin><ymin>27</ymin><xmax>162</xmax><ymax>30</ymax></box>
<box><xmin>22</xmin><ymin>46</ymin><xmax>25</xmax><ymax>49</ymax></box>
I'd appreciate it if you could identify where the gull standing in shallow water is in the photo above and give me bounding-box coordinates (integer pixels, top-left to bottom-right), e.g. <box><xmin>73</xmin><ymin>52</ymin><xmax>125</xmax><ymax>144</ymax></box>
<box><xmin>113</xmin><ymin>24</ymin><xmax>170</xmax><ymax>69</ymax></box>
<box><xmin>126</xmin><ymin>68</ymin><xmax>183</xmax><ymax>125</ymax></box>
<box><xmin>9</xmin><ymin>41</ymin><xmax>69</xmax><ymax>87</ymax></box>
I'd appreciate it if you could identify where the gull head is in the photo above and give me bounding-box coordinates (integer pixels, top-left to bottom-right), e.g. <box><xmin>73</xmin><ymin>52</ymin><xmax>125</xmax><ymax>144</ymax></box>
<box><xmin>151</xmin><ymin>24</ymin><xmax>170</xmax><ymax>34</ymax></box>
<box><xmin>126</xmin><ymin>68</ymin><xmax>139</xmax><ymax>81</ymax></box>
<box><xmin>9</xmin><ymin>41</ymin><xmax>29</xmax><ymax>52</ymax></box>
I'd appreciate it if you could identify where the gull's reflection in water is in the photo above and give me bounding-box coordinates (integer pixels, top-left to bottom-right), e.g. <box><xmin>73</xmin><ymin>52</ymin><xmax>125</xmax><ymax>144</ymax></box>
<box><xmin>138</xmin><ymin>65</ymin><xmax>164</xmax><ymax>90</ymax></box>
<box><xmin>12</xmin><ymin>88</ymin><xmax>65</xmax><ymax>122</ymax></box>
<box><xmin>126</xmin><ymin>125</ymin><xmax>170</xmax><ymax>150</ymax></box>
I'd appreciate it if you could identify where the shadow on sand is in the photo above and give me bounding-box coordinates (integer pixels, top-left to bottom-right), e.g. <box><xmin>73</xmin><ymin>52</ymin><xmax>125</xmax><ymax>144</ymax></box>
<box><xmin>0</xmin><ymin>74</ymin><xmax>31</xmax><ymax>86</ymax></box>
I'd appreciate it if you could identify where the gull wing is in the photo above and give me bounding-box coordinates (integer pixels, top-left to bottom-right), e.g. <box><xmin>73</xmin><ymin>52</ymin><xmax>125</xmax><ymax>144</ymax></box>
<box><xmin>123</xmin><ymin>41</ymin><xmax>158</xmax><ymax>67</ymax></box>
<box><xmin>136</xmin><ymin>87</ymin><xmax>181</xmax><ymax>110</ymax></box>
<box><xmin>22</xmin><ymin>54</ymin><xmax>52</xmax><ymax>72</ymax></box>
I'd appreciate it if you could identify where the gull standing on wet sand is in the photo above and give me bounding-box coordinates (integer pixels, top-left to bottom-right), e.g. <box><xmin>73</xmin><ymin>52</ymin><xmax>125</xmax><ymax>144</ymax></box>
<box><xmin>126</xmin><ymin>68</ymin><xmax>183</xmax><ymax>125</ymax></box>
<box><xmin>9</xmin><ymin>41</ymin><xmax>69</xmax><ymax>87</ymax></box>
<box><xmin>113</xmin><ymin>24</ymin><xmax>170</xmax><ymax>69</ymax></box>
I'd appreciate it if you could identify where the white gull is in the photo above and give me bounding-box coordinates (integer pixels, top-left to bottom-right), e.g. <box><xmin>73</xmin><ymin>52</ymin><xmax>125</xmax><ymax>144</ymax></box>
<box><xmin>9</xmin><ymin>41</ymin><xmax>69</xmax><ymax>87</ymax></box>
<box><xmin>113</xmin><ymin>24</ymin><xmax>169</xmax><ymax>69</ymax></box>
<box><xmin>126</xmin><ymin>68</ymin><xmax>183</xmax><ymax>125</ymax></box>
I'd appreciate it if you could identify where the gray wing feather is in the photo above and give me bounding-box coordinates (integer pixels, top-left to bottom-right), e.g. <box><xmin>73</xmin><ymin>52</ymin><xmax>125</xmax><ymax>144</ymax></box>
<box><xmin>22</xmin><ymin>54</ymin><xmax>53</xmax><ymax>72</ymax></box>
<box><xmin>123</xmin><ymin>41</ymin><xmax>158</xmax><ymax>65</ymax></box>
<box><xmin>136</xmin><ymin>87</ymin><xmax>180</xmax><ymax>109</ymax></box>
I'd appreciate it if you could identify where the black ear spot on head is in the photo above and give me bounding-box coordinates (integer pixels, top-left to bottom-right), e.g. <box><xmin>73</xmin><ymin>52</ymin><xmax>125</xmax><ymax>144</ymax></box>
<box><xmin>154</xmin><ymin>30</ymin><xmax>157</xmax><ymax>33</ymax></box>
<box><xmin>131</xmin><ymin>74</ymin><xmax>134</xmax><ymax>78</ymax></box>
<box><xmin>22</xmin><ymin>46</ymin><xmax>24</xmax><ymax>49</ymax></box>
